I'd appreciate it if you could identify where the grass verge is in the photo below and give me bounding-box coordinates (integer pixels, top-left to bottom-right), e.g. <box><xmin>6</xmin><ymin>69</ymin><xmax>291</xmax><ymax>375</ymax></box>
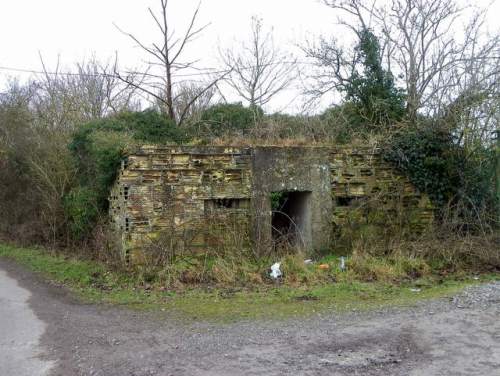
<box><xmin>1</xmin><ymin>244</ymin><xmax>497</xmax><ymax>323</ymax></box>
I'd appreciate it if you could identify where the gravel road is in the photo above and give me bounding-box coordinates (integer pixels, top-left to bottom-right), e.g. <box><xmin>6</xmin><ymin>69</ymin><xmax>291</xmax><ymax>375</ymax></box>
<box><xmin>1</xmin><ymin>258</ymin><xmax>498</xmax><ymax>376</ymax></box>
<box><xmin>0</xmin><ymin>269</ymin><xmax>54</xmax><ymax>376</ymax></box>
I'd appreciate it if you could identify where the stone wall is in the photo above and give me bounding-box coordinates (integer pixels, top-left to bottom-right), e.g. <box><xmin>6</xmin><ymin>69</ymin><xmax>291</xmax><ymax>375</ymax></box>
<box><xmin>110</xmin><ymin>145</ymin><xmax>433</xmax><ymax>263</ymax></box>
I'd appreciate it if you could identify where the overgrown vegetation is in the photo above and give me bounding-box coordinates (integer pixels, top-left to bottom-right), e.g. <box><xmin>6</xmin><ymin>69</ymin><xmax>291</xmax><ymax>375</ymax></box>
<box><xmin>386</xmin><ymin>122</ymin><xmax>498</xmax><ymax>229</ymax></box>
<box><xmin>341</xmin><ymin>29</ymin><xmax>406</xmax><ymax>129</ymax></box>
<box><xmin>0</xmin><ymin>0</ymin><xmax>498</xmax><ymax>295</ymax></box>
<box><xmin>65</xmin><ymin>109</ymin><xmax>187</xmax><ymax>240</ymax></box>
<box><xmin>192</xmin><ymin>102</ymin><xmax>263</xmax><ymax>138</ymax></box>
<box><xmin>2</xmin><ymin>243</ymin><xmax>497</xmax><ymax>321</ymax></box>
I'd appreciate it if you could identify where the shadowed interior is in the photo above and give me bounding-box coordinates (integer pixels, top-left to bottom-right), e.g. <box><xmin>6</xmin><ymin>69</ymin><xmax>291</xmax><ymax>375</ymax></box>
<box><xmin>271</xmin><ymin>191</ymin><xmax>312</xmax><ymax>249</ymax></box>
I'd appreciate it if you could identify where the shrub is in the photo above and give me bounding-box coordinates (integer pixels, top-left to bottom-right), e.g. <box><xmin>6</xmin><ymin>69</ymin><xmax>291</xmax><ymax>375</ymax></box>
<box><xmin>197</xmin><ymin>103</ymin><xmax>263</xmax><ymax>137</ymax></box>
<box><xmin>64</xmin><ymin>186</ymin><xmax>100</xmax><ymax>240</ymax></box>
<box><xmin>66</xmin><ymin>109</ymin><xmax>187</xmax><ymax>240</ymax></box>
<box><xmin>69</xmin><ymin>128</ymin><xmax>132</xmax><ymax>212</ymax></box>
<box><xmin>385</xmin><ymin>123</ymin><xmax>498</xmax><ymax>227</ymax></box>
<box><xmin>319</xmin><ymin>104</ymin><xmax>359</xmax><ymax>143</ymax></box>
<box><xmin>386</xmin><ymin>124</ymin><xmax>459</xmax><ymax>207</ymax></box>
<box><xmin>116</xmin><ymin>109</ymin><xmax>187</xmax><ymax>144</ymax></box>
<box><xmin>71</xmin><ymin>109</ymin><xmax>187</xmax><ymax>149</ymax></box>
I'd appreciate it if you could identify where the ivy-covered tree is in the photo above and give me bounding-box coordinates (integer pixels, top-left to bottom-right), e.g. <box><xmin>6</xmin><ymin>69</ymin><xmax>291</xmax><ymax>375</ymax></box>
<box><xmin>343</xmin><ymin>29</ymin><xmax>406</xmax><ymax>128</ymax></box>
<box><xmin>306</xmin><ymin>28</ymin><xmax>406</xmax><ymax>130</ymax></box>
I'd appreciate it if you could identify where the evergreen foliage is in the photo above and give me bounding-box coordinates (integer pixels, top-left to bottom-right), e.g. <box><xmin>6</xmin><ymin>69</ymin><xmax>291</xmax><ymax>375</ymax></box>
<box><xmin>343</xmin><ymin>29</ymin><xmax>406</xmax><ymax>128</ymax></box>
<box><xmin>63</xmin><ymin>187</ymin><xmax>100</xmax><ymax>240</ymax></box>
<box><xmin>65</xmin><ymin>109</ymin><xmax>187</xmax><ymax>239</ymax></box>
<box><xmin>386</xmin><ymin>123</ymin><xmax>498</xmax><ymax>223</ymax></box>
<box><xmin>198</xmin><ymin>103</ymin><xmax>263</xmax><ymax>136</ymax></box>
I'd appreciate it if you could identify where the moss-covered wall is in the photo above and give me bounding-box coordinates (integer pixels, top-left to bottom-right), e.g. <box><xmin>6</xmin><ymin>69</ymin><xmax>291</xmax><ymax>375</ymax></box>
<box><xmin>109</xmin><ymin>146</ymin><xmax>253</xmax><ymax>263</ymax></box>
<box><xmin>110</xmin><ymin>145</ymin><xmax>433</xmax><ymax>263</ymax></box>
<box><xmin>329</xmin><ymin>147</ymin><xmax>433</xmax><ymax>248</ymax></box>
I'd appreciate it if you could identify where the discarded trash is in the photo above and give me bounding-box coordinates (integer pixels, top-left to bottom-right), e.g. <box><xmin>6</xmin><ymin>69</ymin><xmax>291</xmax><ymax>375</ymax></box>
<box><xmin>473</xmin><ymin>276</ymin><xmax>479</xmax><ymax>280</ymax></box>
<box><xmin>270</xmin><ymin>262</ymin><xmax>282</xmax><ymax>279</ymax></box>
<box><xmin>318</xmin><ymin>264</ymin><xmax>330</xmax><ymax>270</ymax></box>
<box><xmin>304</xmin><ymin>259</ymin><xmax>314</xmax><ymax>265</ymax></box>
<box><xmin>410</xmin><ymin>288</ymin><xmax>421</xmax><ymax>292</ymax></box>
<box><xmin>339</xmin><ymin>256</ymin><xmax>346</xmax><ymax>272</ymax></box>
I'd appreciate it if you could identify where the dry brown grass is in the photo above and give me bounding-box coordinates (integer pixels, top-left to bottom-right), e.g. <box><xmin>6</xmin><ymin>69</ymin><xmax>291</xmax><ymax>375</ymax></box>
<box><xmin>403</xmin><ymin>233</ymin><xmax>500</xmax><ymax>271</ymax></box>
<box><xmin>192</xmin><ymin>115</ymin><xmax>390</xmax><ymax>147</ymax></box>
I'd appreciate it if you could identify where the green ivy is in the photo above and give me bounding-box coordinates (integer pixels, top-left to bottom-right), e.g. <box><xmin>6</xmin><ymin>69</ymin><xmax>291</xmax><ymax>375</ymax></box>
<box><xmin>270</xmin><ymin>192</ymin><xmax>286</xmax><ymax>211</ymax></box>
<box><xmin>342</xmin><ymin>29</ymin><xmax>406</xmax><ymax>129</ymax></box>
<box><xmin>64</xmin><ymin>186</ymin><xmax>100</xmax><ymax>240</ymax></box>
<box><xmin>65</xmin><ymin>109</ymin><xmax>188</xmax><ymax>239</ymax></box>
<box><xmin>385</xmin><ymin>124</ymin><xmax>497</xmax><ymax>223</ymax></box>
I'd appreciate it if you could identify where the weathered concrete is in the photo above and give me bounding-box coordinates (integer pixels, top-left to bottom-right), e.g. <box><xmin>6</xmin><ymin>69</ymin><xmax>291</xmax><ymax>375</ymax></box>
<box><xmin>251</xmin><ymin>147</ymin><xmax>332</xmax><ymax>252</ymax></box>
<box><xmin>110</xmin><ymin>145</ymin><xmax>253</xmax><ymax>262</ymax></box>
<box><xmin>110</xmin><ymin>145</ymin><xmax>433</xmax><ymax>262</ymax></box>
<box><xmin>0</xmin><ymin>269</ymin><xmax>54</xmax><ymax>376</ymax></box>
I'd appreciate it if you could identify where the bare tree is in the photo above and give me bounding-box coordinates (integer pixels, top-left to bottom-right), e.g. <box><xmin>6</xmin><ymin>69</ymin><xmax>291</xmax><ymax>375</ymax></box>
<box><xmin>0</xmin><ymin>56</ymin><xmax>143</xmax><ymax>244</ymax></box>
<box><xmin>308</xmin><ymin>0</ymin><xmax>499</xmax><ymax>124</ymax></box>
<box><xmin>32</xmin><ymin>55</ymin><xmax>140</xmax><ymax>131</ymax></box>
<box><xmin>115</xmin><ymin>0</ymin><xmax>226</xmax><ymax>125</ymax></box>
<box><xmin>302</xmin><ymin>1</ymin><xmax>380</xmax><ymax>111</ymax></box>
<box><xmin>170</xmin><ymin>81</ymin><xmax>217</xmax><ymax>121</ymax></box>
<box><xmin>69</xmin><ymin>57</ymin><xmax>141</xmax><ymax>118</ymax></box>
<box><xmin>374</xmin><ymin>0</ymin><xmax>498</xmax><ymax>121</ymax></box>
<box><xmin>220</xmin><ymin>16</ymin><xmax>297</xmax><ymax>108</ymax></box>
<box><xmin>303</xmin><ymin>33</ymin><xmax>365</xmax><ymax>109</ymax></box>
<box><xmin>0</xmin><ymin>80</ymin><xmax>77</xmax><ymax>246</ymax></box>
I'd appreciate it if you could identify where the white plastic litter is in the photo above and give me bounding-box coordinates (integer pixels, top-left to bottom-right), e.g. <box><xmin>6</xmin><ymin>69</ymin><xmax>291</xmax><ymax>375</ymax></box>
<box><xmin>304</xmin><ymin>259</ymin><xmax>313</xmax><ymax>265</ymax></box>
<box><xmin>339</xmin><ymin>256</ymin><xmax>346</xmax><ymax>271</ymax></box>
<box><xmin>270</xmin><ymin>262</ymin><xmax>282</xmax><ymax>279</ymax></box>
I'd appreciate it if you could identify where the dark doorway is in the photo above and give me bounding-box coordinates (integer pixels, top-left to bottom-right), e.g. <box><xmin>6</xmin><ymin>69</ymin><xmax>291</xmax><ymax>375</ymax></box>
<box><xmin>271</xmin><ymin>191</ymin><xmax>312</xmax><ymax>249</ymax></box>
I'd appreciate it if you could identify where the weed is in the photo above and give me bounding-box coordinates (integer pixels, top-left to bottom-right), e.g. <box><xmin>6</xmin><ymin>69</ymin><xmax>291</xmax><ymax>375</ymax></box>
<box><xmin>2</xmin><ymin>243</ymin><xmax>498</xmax><ymax>322</ymax></box>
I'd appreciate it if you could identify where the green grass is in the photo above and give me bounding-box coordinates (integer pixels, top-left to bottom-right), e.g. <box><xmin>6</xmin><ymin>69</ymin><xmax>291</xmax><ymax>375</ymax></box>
<box><xmin>1</xmin><ymin>244</ymin><xmax>497</xmax><ymax>323</ymax></box>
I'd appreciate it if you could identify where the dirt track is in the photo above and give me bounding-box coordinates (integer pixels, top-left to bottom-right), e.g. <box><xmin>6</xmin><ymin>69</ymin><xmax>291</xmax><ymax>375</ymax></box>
<box><xmin>1</xmin><ymin>258</ymin><xmax>499</xmax><ymax>376</ymax></box>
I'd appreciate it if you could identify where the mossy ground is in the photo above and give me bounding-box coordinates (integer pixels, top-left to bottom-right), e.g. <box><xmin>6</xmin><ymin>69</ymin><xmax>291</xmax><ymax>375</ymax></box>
<box><xmin>1</xmin><ymin>244</ymin><xmax>497</xmax><ymax>323</ymax></box>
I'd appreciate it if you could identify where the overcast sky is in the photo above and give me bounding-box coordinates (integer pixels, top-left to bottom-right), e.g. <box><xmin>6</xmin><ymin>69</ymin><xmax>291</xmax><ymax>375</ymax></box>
<box><xmin>0</xmin><ymin>0</ymin><xmax>498</xmax><ymax>113</ymax></box>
